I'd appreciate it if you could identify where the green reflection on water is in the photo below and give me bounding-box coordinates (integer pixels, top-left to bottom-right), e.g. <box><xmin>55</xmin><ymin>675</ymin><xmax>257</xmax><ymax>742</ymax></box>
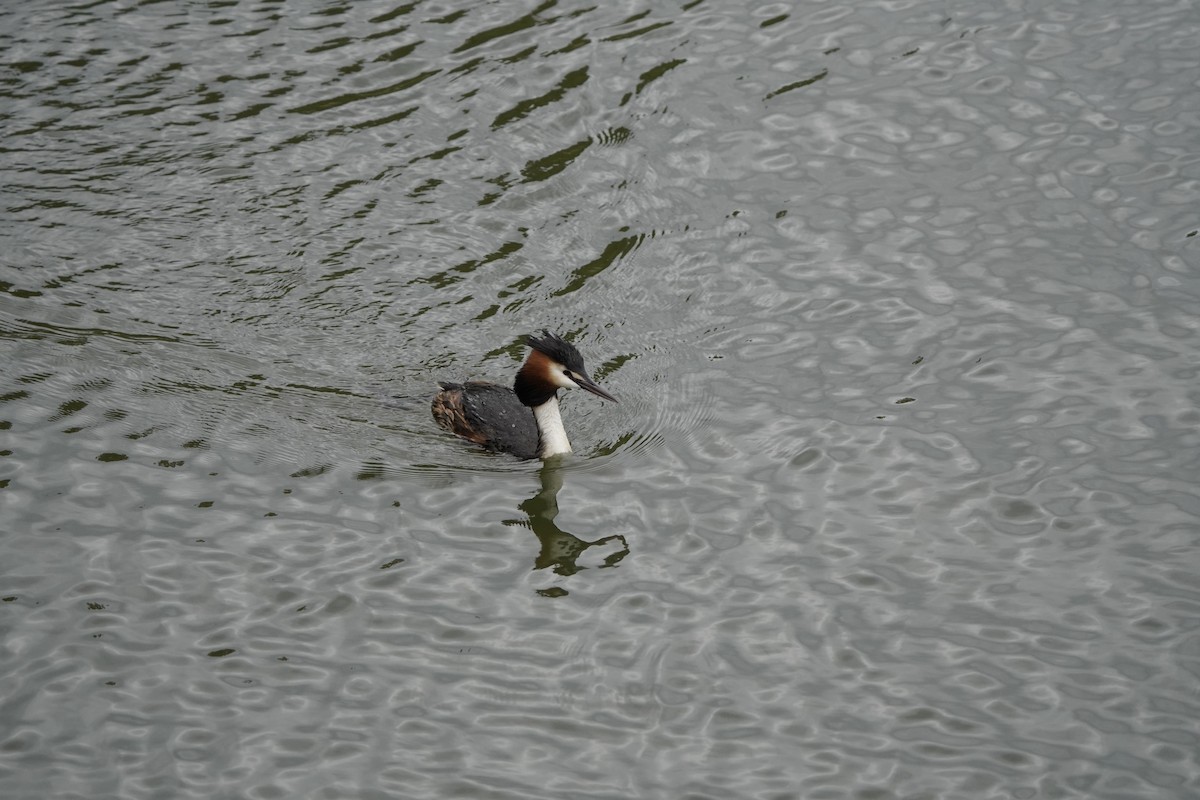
<box><xmin>508</xmin><ymin>461</ymin><xmax>630</xmax><ymax>581</ymax></box>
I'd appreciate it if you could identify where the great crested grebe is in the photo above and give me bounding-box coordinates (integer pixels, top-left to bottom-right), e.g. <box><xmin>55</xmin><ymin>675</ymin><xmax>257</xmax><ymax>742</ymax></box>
<box><xmin>432</xmin><ymin>331</ymin><xmax>618</xmax><ymax>460</ymax></box>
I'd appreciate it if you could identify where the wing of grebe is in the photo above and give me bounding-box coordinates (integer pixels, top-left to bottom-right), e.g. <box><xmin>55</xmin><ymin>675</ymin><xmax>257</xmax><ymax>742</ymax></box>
<box><xmin>432</xmin><ymin>381</ymin><xmax>540</xmax><ymax>459</ymax></box>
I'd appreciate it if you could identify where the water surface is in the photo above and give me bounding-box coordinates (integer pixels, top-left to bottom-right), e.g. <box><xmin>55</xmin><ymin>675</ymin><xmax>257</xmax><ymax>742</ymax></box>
<box><xmin>2</xmin><ymin>1</ymin><xmax>1199</xmax><ymax>798</ymax></box>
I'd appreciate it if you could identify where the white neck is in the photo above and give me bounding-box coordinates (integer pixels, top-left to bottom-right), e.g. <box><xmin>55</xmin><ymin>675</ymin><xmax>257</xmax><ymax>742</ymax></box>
<box><xmin>532</xmin><ymin>395</ymin><xmax>572</xmax><ymax>458</ymax></box>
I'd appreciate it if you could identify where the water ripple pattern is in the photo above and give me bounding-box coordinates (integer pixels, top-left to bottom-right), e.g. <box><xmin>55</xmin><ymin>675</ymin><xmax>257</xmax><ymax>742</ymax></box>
<box><xmin>2</xmin><ymin>0</ymin><xmax>1198</xmax><ymax>798</ymax></box>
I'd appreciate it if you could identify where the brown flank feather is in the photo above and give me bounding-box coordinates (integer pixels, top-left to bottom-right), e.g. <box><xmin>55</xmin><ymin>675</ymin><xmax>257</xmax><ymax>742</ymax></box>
<box><xmin>431</xmin><ymin>383</ymin><xmax>488</xmax><ymax>444</ymax></box>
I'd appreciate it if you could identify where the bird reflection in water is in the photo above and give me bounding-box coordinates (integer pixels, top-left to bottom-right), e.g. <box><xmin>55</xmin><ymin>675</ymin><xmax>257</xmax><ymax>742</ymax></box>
<box><xmin>505</xmin><ymin>461</ymin><xmax>629</xmax><ymax>577</ymax></box>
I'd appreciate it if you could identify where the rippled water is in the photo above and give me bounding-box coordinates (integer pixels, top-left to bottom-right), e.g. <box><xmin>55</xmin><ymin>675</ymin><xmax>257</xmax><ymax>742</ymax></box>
<box><xmin>3</xmin><ymin>0</ymin><xmax>1199</xmax><ymax>797</ymax></box>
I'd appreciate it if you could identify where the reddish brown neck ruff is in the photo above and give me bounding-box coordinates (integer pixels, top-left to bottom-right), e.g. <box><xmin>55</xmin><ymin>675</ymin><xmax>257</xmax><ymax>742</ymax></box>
<box><xmin>513</xmin><ymin>349</ymin><xmax>559</xmax><ymax>407</ymax></box>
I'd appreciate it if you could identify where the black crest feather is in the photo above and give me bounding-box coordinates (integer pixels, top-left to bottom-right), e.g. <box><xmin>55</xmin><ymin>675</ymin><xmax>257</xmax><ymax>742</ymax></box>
<box><xmin>526</xmin><ymin>330</ymin><xmax>585</xmax><ymax>372</ymax></box>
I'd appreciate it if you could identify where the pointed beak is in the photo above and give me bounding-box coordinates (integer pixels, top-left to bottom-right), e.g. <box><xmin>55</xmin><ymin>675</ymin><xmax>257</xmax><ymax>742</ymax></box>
<box><xmin>576</xmin><ymin>373</ymin><xmax>618</xmax><ymax>403</ymax></box>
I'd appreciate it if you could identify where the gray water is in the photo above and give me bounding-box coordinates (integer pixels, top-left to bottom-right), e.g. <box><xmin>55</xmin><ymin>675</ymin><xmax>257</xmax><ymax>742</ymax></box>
<box><xmin>3</xmin><ymin>1</ymin><xmax>1199</xmax><ymax>798</ymax></box>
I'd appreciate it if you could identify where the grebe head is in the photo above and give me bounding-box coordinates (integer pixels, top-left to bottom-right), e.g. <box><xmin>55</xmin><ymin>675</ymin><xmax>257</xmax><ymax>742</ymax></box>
<box><xmin>513</xmin><ymin>330</ymin><xmax>618</xmax><ymax>407</ymax></box>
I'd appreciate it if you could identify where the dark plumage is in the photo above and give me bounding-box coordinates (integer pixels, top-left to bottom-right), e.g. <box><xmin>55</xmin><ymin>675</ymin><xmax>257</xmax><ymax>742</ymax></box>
<box><xmin>432</xmin><ymin>380</ymin><xmax>541</xmax><ymax>459</ymax></box>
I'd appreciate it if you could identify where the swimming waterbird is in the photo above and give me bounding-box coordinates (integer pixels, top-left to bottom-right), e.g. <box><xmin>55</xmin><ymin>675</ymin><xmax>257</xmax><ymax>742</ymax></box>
<box><xmin>432</xmin><ymin>331</ymin><xmax>618</xmax><ymax>460</ymax></box>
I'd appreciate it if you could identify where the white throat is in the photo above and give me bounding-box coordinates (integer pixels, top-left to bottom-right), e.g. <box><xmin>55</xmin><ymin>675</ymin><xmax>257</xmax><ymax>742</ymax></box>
<box><xmin>532</xmin><ymin>395</ymin><xmax>572</xmax><ymax>458</ymax></box>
